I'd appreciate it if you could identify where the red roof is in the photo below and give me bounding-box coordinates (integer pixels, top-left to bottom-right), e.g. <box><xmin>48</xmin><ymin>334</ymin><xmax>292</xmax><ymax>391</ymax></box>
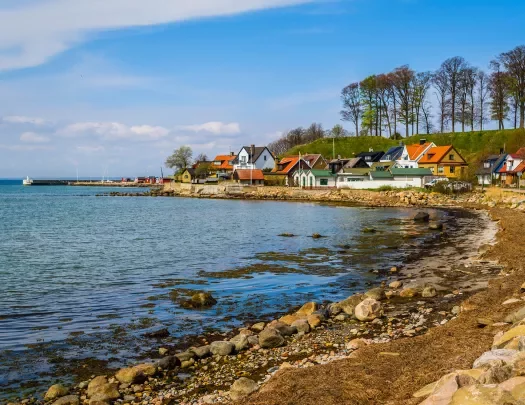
<box><xmin>514</xmin><ymin>160</ymin><xmax>525</xmax><ymax>174</ymax></box>
<box><xmin>235</xmin><ymin>169</ymin><xmax>265</xmax><ymax>180</ymax></box>
<box><xmin>213</xmin><ymin>154</ymin><xmax>236</xmax><ymax>170</ymax></box>
<box><xmin>418</xmin><ymin>146</ymin><xmax>454</xmax><ymax>164</ymax></box>
<box><xmin>271</xmin><ymin>156</ymin><xmax>300</xmax><ymax>174</ymax></box>
<box><xmin>406</xmin><ymin>142</ymin><xmax>433</xmax><ymax>160</ymax></box>
<box><xmin>515</xmin><ymin>147</ymin><xmax>525</xmax><ymax>158</ymax></box>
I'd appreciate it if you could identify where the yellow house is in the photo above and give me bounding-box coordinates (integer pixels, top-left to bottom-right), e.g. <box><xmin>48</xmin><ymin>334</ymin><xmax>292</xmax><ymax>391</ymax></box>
<box><xmin>181</xmin><ymin>168</ymin><xmax>195</xmax><ymax>183</ymax></box>
<box><xmin>417</xmin><ymin>145</ymin><xmax>468</xmax><ymax>179</ymax></box>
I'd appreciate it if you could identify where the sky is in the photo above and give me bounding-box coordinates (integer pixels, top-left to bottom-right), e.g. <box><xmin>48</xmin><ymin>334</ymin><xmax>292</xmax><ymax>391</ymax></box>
<box><xmin>0</xmin><ymin>0</ymin><xmax>523</xmax><ymax>178</ymax></box>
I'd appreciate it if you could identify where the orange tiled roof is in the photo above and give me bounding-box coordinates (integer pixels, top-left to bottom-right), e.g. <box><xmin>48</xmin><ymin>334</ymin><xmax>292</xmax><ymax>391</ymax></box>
<box><xmin>235</xmin><ymin>169</ymin><xmax>265</xmax><ymax>180</ymax></box>
<box><xmin>213</xmin><ymin>154</ymin><xmax>236</xmax><ymax>170</ymax></box>
<box><xmin>511</xmin><ymin>160</ymin><xmax>525</xmax><ymax>174</ymax></box>
<box><xmin>515</xmin><ymin>147</ymin><xmax>525</xmax><ymax>158</ymax></box>
<box><xmin>406</xmin><ymin>142</ymin><xmax>433</xmax><ymax>160</ymax></box>
<box><xmin>418</xmin><ymin>146</ymin><xmax>454</xmax><ymax>164</ymax></box>
<box><xmin>271</xmin><ymin>156</ymin><xmax>300</xmax><ymax>174</ymax></box>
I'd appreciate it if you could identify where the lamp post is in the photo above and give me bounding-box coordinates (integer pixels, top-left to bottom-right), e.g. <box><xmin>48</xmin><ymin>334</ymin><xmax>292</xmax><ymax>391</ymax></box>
<box><xmin>518</xmin><ymin>172</ymin><xmax>523</xmax><ymax>191</ymax></box>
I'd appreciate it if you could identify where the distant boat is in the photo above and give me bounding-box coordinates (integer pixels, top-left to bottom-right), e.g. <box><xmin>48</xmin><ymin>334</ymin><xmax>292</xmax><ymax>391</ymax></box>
<box><xmin>22</xmin><ymin>176</ymin><xmax>33</xmax><ymax>186</ymax></box>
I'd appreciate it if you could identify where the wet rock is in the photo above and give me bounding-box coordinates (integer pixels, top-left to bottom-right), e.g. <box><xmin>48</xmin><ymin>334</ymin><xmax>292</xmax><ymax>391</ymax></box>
<box><xmin>413</xmin><ymin>212</ymin><xmax>430</xmax><ymax>222</ymax></box>
<box><xmin>229</xmin><ymin>377</ymin><xmax>258</xmax><ymax>401</ymax></box>
<box><xmin>174</xmin><ymin>351</ymin><xmax>194</xmax><ymax>363</ymax></box>
<box><xmin>362</xmin><ymin>227</ymin><xmax>377</xmax><ymax>233</ymax></box>
<box><xmin>251</xmin><ymin>322</ymin><xmax>266</xmax><ymax>332</ymax></box>
<box><xmin>133</xmin><ymin>363</ymin><xmax>156</xmax><ymax>377</ymax></box>
<box><xmin>311</xmin><ymin>233</ymin><xmax>323</xmax><ymax>239</ymax></box>
<box><xmin>390</xmin><ymin>266</ymin><xmax>399</xmax><ymax>273</ymax></box>
<box><xmin>389</xmin><ymin>280</ymin><xmax>403</xmax><ymax>289</ymax></box>
<box><xmin>143</xmin><ymin>328</ymin><xmax>170</xmax><ymax>339</ymax></box>
<box><xmin>181</xmin><ymin>358</ymin><xmax>195</xmax><ymax>369</ymax></box>
<box><xmin>230</xmin><ymin>334</ymin><xmax>250</xmax><ymax>352</ymax></box>
<box><xmin>248</xmin><ymin>336</ymin><xmax>259</xmax><ymax>346</ymax></box>
<box><xmin>268</xmin><ymin>321</ymin><xmax>297</xmax><ymax>336</ymax></box>
<box><xmin>279</xmin><ymin>314</ymin><xmax>301</xmax><ymax>325</ymax></box>
<box><xmin>115</xmin><ymin>367</ymin><xmax>145</xmax><ymax>384</ymax></box>
<box><xmin>306</xmin><ymin>314</ymin><xmax>322</xmax><ymax>328</ymax></box>
<box><xmin>422</xmin><ymin>286</ymin><xmax>437</xmax><ymax>298</ymax></box>
<box><xmin>338</xmin><ymin>294</ymin><xmax>365</xmax><ymax>316</ymax></box>
<box><xmin>278</xmin><ymin>233</ymin><xmax>295</xmax><ymax>237</ymax></box>
<box><xmin>327</xmin><ymin>302</ymin><xmax>342</xmax><ymax>316</ymax></box>
<box><xmin>291</xmin><ymin>319</ymin><xmax>310</xmax><ymax>334</ymax></box>
<box><xmin>45</xmin><ymin>385</ymin><xmax>69</xmax><ymax>401</ymax></box>
<box><xmin>210</xmin><ymin>341</ymin><xmax>235</xmax><ymax>356</ymax></box>
<box><xmin>86</xmin><ymin>377</ymin><xmax>107</xmax><ymax>398</ymax></box>
<box><xmin>364</xmin><ymin>288</ymin><xmax>385</xmax><ymax>301</ymax></box>
<box><xmin>155</xmin><ymin>355</ymin><xmax>180</xmax><ymax>370</ymax></box>
<box><xmin>158</xmin><ymin>347</ymin><xmax>169</xmax><ymax>356</ymax></box>
<box><xmin>259</xmin><ymin>328</ymin><xmax>285</xmax><ymax>348</ymax></box>
<box><xmin>181</xmin><ymin>292</ymin><xmax>217</xmax><ymax>309</ymax></box>
<box><xmin>429</xmin><ymin>223</ymin><xmax>443</xmax><ymax>230</ymax></box>
<box><xmin>296</xmin><ymin>302</ymin><xmax>318</xmax><ymax>316</ymax></box>
<box><xmin>354</xmin><ymin>299</ymin><xmax>382</xmax><ymax>322</ymax></box>
<box><xmin>51</xmin><ymin>396</ymin><xmax>79</xmax><ymax>405</ymax></box>
<box><xmin>190</xmin><ymin>345</ymin><xmax>211</xmax><ymax>359</ymax></box>
<box><xmin>400</xmin><ymin>287</ymin><xmax>418</xmax><ymax>298</ymax></box>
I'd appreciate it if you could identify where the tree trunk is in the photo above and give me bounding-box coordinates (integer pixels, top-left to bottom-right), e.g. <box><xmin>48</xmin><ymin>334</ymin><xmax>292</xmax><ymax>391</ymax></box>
<box><xmin>521</xmin><ymin>102</ymin><xmax>525</xmax><ymax>129</ymax></box>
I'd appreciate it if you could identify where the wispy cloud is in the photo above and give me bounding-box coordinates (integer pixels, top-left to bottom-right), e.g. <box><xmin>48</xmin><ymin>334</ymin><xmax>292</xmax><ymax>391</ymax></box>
<box><xmin>58</xmin><ymin>122</ymin><xmax>170</xmax><ymax>141</ymax></box>
<box><xmin>3</xmin><ymin>115</ymin><xmax>49</xmax><ymax>125</ymax></box>
<box><xmin>0</xmin><ymin>0</ymin><xmax>316</xmax><ymax>71</ymax></box>
<box><xmin>179</xmin><ymin>121</ymin><xmax>241</xmax><ymax>135</ymax></box>
<box><xmin>20</xmin><ymin>131</ymin><xmax>50</xmax><ymax>143</ymax></box>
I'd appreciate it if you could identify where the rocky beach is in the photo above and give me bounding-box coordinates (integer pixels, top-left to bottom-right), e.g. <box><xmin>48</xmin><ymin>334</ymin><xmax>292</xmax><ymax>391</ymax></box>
<box><xmin>5</xmin><ymin>187</ymin><xmax>525</xmax><ymax>405</ymax></box>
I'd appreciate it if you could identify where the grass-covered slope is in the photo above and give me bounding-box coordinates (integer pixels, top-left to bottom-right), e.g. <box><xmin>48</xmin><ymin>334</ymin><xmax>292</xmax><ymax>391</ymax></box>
<box><xmin>286</xmin><ymin>129</ymin><xmax>525</xmax><ymax>169</ymax></box>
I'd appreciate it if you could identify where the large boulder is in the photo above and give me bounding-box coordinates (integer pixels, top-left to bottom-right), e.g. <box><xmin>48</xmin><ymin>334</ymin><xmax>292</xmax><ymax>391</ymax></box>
<box><xmin>115</xmin><ymin>367</ymin><xmax>145</xmax><ymax>384</ymax></box>
<box><xmin>175</xmin><ymin>351</ymin><xmax>195</xmax><ymax>362</ymax></box>
<box><xmin>210</xmin><ymin>341</ymin><xmax>235</xmax><ymax>356</ymax></box>
<box><xmin>400</xmin><ymin>287</ymin><xmax>418</xmax><ymax>298</ymax></box>
<box><xmin>364</xmin><ymin>288</ymin><xmax>385</xmax><ymax>301</ymax></box>
<box><xmin>307</xmin><ymin>314</ymin><xmax>323</xmax><ymax>328</ymax></box>
<box><xmin>279</xmin><ymin>314</ymin><xmax>302</xmax><ymax>325</ymax></box>
<box><xmin>133</xmin><ymin>363</ymin><xmax>157</xmax><ymax>377</ymax></box>
<box><xmin>338</xmin><ymin>294</ymin><xmax>364</xmax><ymax>316</ymax></box>
<box><xmin>45</xmin><ymin>385</ymin><xmax>69</xmax><ymax>401</ymax></box>
<box><xmin>190</xmin><ymin>345</ymin><xmax>211</xmax><ymax>359</ymax></box>
<box><xmin>229</xmin><ymin>377</ymin><xmax>258</xmax><ymax>401</ymax></box>
<box><xmin>354</xmin><ymin>298</ymin><xmax>382</xmax><ymax>322</ymax></box>
<box><xmin>418</xmin><ymin>373</ymin><xmax>459</xmax><ymax>405</ymax></box>
<box><xmin>473</xmin><ymin>349</ymin><xmax>518</xmax><ymax>369</ymax></box>
<box><xmin>51</xmin><ymin>396</ymin><xmax>79</xmax><ymax>405</ymax></box>
<box><xmin>230</xmin><ymin>334</ymin><xmax>250</xmax><ymax>352</ymax></box>
<box><xmin>267</xmin><ymin>321</ymin><xmax>296</xmax><ymax>336</ymax></box>
<box><xmin>186</xmin><ymin>292</ymin><xmax>217</xmax><ymax>309</ymax></box>
<box><xmin>493</xmin><ymin>326</ymin><xmax>525</xmax><ymax>349</ymax></box>
<box><xmin>87</xmin><ymin>377</ymin><xmax>107</xmax><ymax>398</ymax></box>
<box><xmin>259</xmin><ymin>328</ymin><xmax>284</xmax><ymax>348</ymax></box>
<box><xmin>450</xmin><ymin>384</ymin><xmax>517</xmax><ymax>404</ymax></box>
<box><xmin>291</xmin><ymin>319</ymin><xmax>311</xmax><ymax>334</ymax></box>
<box><xmin>413</xmin><ymin>212</ymin><xmax>430</xmax><ymax>222</ymax></box>
<box><xmin>296</xmin><ymin>302</ymin><xmax>318</xmax><ymax>316</ymax></box>
<box><xmin>155</xmin><ymin>355</ymin><xmax>180</xmax><ymax>370</ymax></box>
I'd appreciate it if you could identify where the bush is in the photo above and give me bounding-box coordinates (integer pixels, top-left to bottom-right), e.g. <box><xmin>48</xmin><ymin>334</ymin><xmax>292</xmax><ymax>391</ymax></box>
<box><xmin>377</xmin><ymin>185</ymin><xmax>395</xmax><ymax>192</ymax></box>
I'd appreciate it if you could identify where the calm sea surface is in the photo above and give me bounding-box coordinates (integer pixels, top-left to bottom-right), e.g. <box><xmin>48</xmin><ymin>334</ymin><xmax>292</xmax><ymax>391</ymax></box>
<box><xmin>0</xmin><ymin>180</ymin><xmax>489</xmax><ymax>397</ymax></box>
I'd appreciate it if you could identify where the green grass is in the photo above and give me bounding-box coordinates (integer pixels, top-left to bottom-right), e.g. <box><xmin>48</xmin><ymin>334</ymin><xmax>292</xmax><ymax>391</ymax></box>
<box><xmin>287</xmin><ymin>129</ymin><xmax>525</xmax><ymax>162</ymax></box>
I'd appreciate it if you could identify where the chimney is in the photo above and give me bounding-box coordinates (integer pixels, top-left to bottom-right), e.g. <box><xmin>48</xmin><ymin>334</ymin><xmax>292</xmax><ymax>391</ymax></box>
<box><xmin>500</xmin><ymin>148</ymin><xmax>504</xmax><ymax>154</ymax></box>
<box><xmin>369</xmin><ymin>147</ymin><xmax>374</xmax><ymax>152</ymax></box>
<box><xmin>230</xmin><ymin>151</ymin><xmax>234</xmax><ymax>156</ymax></box>
<box><xmin>420</xmin><ymin>139</ymin><xmax>426</xmax><ymax>145</ymax></box>
<box><xmin>337</xmin><ymin>154</ymin><xmax>341</xmax><ymax>160</ymax></box>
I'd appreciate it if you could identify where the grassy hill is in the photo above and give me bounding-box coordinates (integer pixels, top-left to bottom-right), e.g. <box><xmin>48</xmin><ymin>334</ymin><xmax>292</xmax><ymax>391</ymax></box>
<box><xmin>286</xmin><ymin>129</ymin><xmax>525</xmax><ymax>179</ymax></box>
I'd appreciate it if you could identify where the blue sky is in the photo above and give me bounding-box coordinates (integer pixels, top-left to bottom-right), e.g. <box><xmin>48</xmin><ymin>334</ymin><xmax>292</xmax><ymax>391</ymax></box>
<box><xmin>0</xmin><ymin>0</ymin><xmax>523</xmax><ymax>177</ymax></box>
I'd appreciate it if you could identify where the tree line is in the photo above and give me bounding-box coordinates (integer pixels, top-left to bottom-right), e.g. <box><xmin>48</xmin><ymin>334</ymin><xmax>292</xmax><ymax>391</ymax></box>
<box><xmin>340</xmin><ymin>45</ymin><xmax>525</xmax><ymax>137</ymax></box>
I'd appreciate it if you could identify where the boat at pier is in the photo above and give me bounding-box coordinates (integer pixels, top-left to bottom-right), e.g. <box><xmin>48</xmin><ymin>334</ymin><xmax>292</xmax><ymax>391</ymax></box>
<box><xmin>22</xmin><ymin>176</ymin><xmax>33</xmax><ymax>186</ymax></box>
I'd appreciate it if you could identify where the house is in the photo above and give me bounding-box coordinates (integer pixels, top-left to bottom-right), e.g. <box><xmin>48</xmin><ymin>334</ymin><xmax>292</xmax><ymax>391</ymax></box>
<box><xmin>392</xmin><ymin>140</ymin><xmax>436</xmax><ymax>168</ymax></box>
<box><xmin>356</xmin><ymin>150</ymin><xmax>385</xmax><ymax>167</ymax></box>
<box><xmin>302</xmin><ymin>154</ymin><xmax>328</xmax><ymax>170</ymax></box>
<box><xmin>417</xmin><ymin>145</ymin><xmax>468</xmax><ymax>179</ymax></box>
<box><xmin>232</xmin><ymin>145</ymin><xmax>275</xmax><ymax>171</ymax></box>
<box><xmin>233</xmin><ymin>169</ymin><xmax>265</xmax><ymax>185</ymax></box>
<box><xmin>371</xmin><ymin>161</ymin><xmax>396</xmax><ymax>172</ymax></box>
<box><xmin>498</xmin><ymin>152</ymin><xmax>525</xmax><ymax>186</ymax></box>
<box><xmin>181</xmin><ymin>168</ymin><xmax>196</xmax><ymax>183</ymax></box>
<box><xmin>211</xmin><ymin>153</ymin><xmax>237</xmax><ymax>178</ymax></box>
<box><xmin>293</xmin><ymin>169</ymin><xmax>336</xmax><ymax>188</ymax></box>
<box><xmin>336</xmin><ymin>168</ymin><xmax>370</xmax><ymax>184</ymax></box>
<box><xmin>337</xmin><ymin>167</ymin><xmax>433</xmax><ymax>189</ymax></box>
<box><xmin>475</xmin><ymin>154</ymin><xmax>507</xmax><ymax>186</ymax></box>
<box><xmin>389</xmin><ymin>167</ymin><xmax>433</xmax><ymax>188</ymax></box>
<box><xmin>381</xmin><ymin>145</ymin><xmax>406</xmax><ymax>163</ymax></box>
<box><xmin>328</xmin><ymin>156</ymin><xmax>368</xmax><ymax>174</ymax></box>
<box><xmin>270</xmin><ymin>156</ymin><xmax>312</xmax><ymax>186</ymax></box>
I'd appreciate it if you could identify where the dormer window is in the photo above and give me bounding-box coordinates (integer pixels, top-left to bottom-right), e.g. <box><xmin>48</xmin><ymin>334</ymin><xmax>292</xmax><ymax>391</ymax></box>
<box><xmin>428</xmin><ymin>153</ymin><xmax>435</xmax><ymax>159</ymax></box>
<box><xmin>484</xmin><ymin>162</ymin><xmax>490</xmax><ymax>169</ymax></box>
<box><xmin>365</xmin><ymin>156</ymin><xmax>371</xmax><ymax>161</ymax></box>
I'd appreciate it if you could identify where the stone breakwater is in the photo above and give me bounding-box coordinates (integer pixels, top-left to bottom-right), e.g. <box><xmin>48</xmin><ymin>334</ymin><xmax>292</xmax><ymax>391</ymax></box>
<box><xmin>7</xmin><ymin>208</ymin><xmax>503</xmax><ymax>405</ymax></box>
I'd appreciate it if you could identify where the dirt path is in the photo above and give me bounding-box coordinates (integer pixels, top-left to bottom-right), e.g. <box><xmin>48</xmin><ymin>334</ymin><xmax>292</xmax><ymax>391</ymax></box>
<box><xmin>242</xmin><ymin>208</ymin><xmax>525</xmax><ymax>405</ymax></box>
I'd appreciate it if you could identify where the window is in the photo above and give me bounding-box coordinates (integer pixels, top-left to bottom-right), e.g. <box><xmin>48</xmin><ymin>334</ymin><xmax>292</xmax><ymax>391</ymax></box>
<box><xmin>310</xmin><ymin>176</ymin><xmax>313</xmax><ymax>186</ymax></box>
<box><xmin>264</xmin><ymin>155</ymin><xmax>267</xmax><ymax>161</ymax></box>
<box><xmin>449</xmin><ymin>154</ymin><xmax>455</xmax><ymax>160</ymax></box>
<box><xmin>365</xmin><ymin>156</ymin><xmax>371</xmax><ymax>161</ymax></box>
<box><xmin>450</xmin><ymin>166</ymin><xmax>455</xmax><ymax>174</ymax></box>
<box><xmin>241</xmin><ymin>156</ymin><xmax>247</xmax><ymax>163</ymax></box>
<box><xmin>214</xmin><ymin>161</ymin><xmax>221</xmax><ymax>166</ymax></box>
<box><xmin>438</xmin><ymin>166</ymin><xmax>444</xmax><ymax>174</ymax></box>
<box><xmin>430</xmin><ymin>167</ymin><xmax>434</xmax><ymax>173</ymax></box>
<box><xmin>320</xmin><ymin>179</ymin><xmax>328</xmax><ymax>186</ymax></box>
<box><xmin>484</xmin><ymin>162</ymin><xmax>490</xmax><ymax>169</ymax></box>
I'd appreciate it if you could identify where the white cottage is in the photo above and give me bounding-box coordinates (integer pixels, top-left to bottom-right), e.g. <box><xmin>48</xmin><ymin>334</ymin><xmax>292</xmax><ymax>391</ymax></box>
<box><xmin>293</xmin><ymin>169</ymin><xmax>336</xmax><ymax>188</ymax></box>
<box><xmin>233</xmin><ymin>145</ymin><xmax>275</xmax><ymax>171</ymax></box>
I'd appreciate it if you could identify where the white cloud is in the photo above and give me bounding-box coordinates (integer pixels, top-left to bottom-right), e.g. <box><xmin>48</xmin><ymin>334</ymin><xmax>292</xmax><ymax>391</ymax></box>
<box><xmin>20</xmin><ymin>131</ymin><xmax>50</xmax><ymax>143</ymax></box>
<box><xmin>180</xmin><ymin>121</ymin><xmax>241</xmax><ymax>135</ymax></box>
<box><xmin>59</xmin><ymin>122</ymin><xmax>169</xmax><ymax>140</ymax></box>
<box><xmin>3</xmin><ymin>115</ymin><xmax>48</xmax><ymax>125</ymax></box>
<box><xmin>0</xmin><ymin>143</ymin><xmax>53</xmax><ymax>151</ymax></box>
<box><xmin>0</xmin><ymin>0</ymin><xmax>314</xmax><ymax>71</ymax></box>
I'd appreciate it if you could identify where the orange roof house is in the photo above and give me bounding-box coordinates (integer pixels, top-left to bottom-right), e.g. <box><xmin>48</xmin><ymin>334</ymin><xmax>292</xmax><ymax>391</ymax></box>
<box><xmin>271</xmin><ymin>156</ymin><xmax>311</xmax><ymax>175</ymax></box>
<box><xmin>417</xmin><ymin>145</ymin><xmax>468</xmax><ymax>179</ymax></box>
<box><xmin>233</xmin><ymin>169</ymin><xmax>265</xmax><ymax>185</ymax></box>
<box><xmin>406</xmin><ymin>142</ymin><xmax>436</xmax><ymax>161</ymax></box>
<box><xmin>211</xmin><ymin>153</ymin><xmax>237</xmax><ymax>172</ymax></box>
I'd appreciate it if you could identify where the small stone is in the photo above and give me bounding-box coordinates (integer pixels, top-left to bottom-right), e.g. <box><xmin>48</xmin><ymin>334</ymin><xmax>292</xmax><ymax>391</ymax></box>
<box><xmin>390</xmin><ymin>266</ymin><xmax>399</xmax><ymax>273</ymax></box>
<box><xmin>389</xmin><ymin>281</ymin><xmax>402</xmax><ymax>289</ymax></box>
<box><xmin>400</xmin><ymin>287</ymin><xmax>418</xmax><ymax>298</ymax></box>
<box><xmin>291</xmin><ymin>319</ymin><xmax>310</xmax><ymax>334</ymax></box>
<box><xmin>229</xmin><ymin>378</ymin><xmax>258</xmax><ymax>401</ymax></box>
<box><xmin>45</xmin><ymin>384</ymin><xmax>69</xmax><ymax>401</ymax></box>
<box><xmin>251</xmin><ymin>322</ymin><xmax>266</xmax><ymax>332</ymax></box>
<box><xmin>51</xmin><ymin>396</ymin><xmax>79</xmax><ymax>405</ymax></box>
<box><xmin>413</xmin><ymin>212</ymin><xmax>430</xmax><ymax>222</ymax></box>
<box><xmin>429</xmin><ymin>223</ymin><xmax>443</xmax><ymax>230</ymax></box>
<box><xmin>335</xmin><ymin>314</ymin><xmax>347</xmax><ymax>322</ymax></box>
<box><xmin>503</xmin><ymin>298</ymin><xmax>522</xmax><ymax>305</ymax></box>
<box><xmin>452</xmin><ymin>306</ymin><xmax>461</xmax><ymax>315</ymax></box>
<box><xmin>158</xmin><ymin>348</ymin><xmax>168</xmax><ymax>356</ymax></box>
<box><xmin>345</xmin><ymin>339</ymin><xmax>368</xmax><ymax>350</ymax></box>
<box><xmin>175</xmin><ymin>351</ymin><xmax>195</xmax><ymax>362</ymax></box>
<box><xmin>422</xmin><ymin>286</ymin><xmax>437</xmax><ymax>298</ymax></box>
<box><xmin>115</xmin><ymin>367</ymin><xmax>144</xmax><ymax>384</ymax></box>
<box><xmin>191</xmin><ymin>345</ymin><xmax>211</xmax><ymax>358</ymax></box>
<box><xmin>306</xmin><ymin>314</ymin><xmax>322</xmax><ymax>328</ymax></box>
<box><xmin>230</xmin><ymin>334</ymin><xmax>250</xmax><ymax>352</ymax></box>
<box><xmin>258</xmin><ymin>328</ymin><xmax>284</xmax><ymax>348</ymax></box>
<box><xmin>296</xmin><ymin>302</ymin><xmax>318</xmax><ymax>316</ymax></box>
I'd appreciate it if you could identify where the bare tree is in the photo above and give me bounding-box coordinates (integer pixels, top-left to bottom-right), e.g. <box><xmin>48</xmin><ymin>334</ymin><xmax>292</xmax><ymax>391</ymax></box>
<box><xmin>329</xmin><ymin>124</ymin><xmax>349</xmax><ymax>138</ymax></box>
<box><xmin>440</xmin><ymin>56</ymin><xmax>468</xmax><ymax>132</ymax></box>
<box><xmin>391</xmin><ymin>65</ymin><xmax>415</xmax><ymax>137</ymax></box>
<box><xmin>421</xmin><ymin>99</ymin><xmax>434</xmax><ymax>134</ymax></box>
<box><xmin>376</xmin><ymin>74</ymin><xmax>393</xmax><ymax>137</ymax></box>
<box><xmin>267</xmin><ymin>137</ymin><xmax>289</xmax><ymax>156</ymax></box>
<box><xmin>412</xmin><ymin>71</ymin><xmax>432</xmax><ymax>135</ymax></box>
<box><xmin>457</xmin><ymin>67</ymin><xmax>477</xmax><ymax>132</ymax></box>
<box><xmin>341</xmin><ymin>83</ymin><xmax>361</xmax><ymax>137</ymax></box>
<box><xmin>489</xmin><ymin>61</ymin><xmax>510</xmax><ymax>130</ymax></box>
<box><xmin>432</xmin><ymin>67</ymin><xmax>449</xmax><ymax>133</ymax></box>
<box><xmin>497</xmin><ymin>45</ymin><xmax>525</xmax><ymax>128</ymax></box>
<box><xmin>476</xmin><ymin>70</ymin><xmax>490</xmax><ymax>130</ymax></box>
<box><xmin>303</xmin><ymin>123</ymin><xmax>325</xmax><ymax>143</ymax></box>
<box><xmin>195</xmin><ymin>153</ymin><xmax>209</xmax><ymax>162</ymax></box>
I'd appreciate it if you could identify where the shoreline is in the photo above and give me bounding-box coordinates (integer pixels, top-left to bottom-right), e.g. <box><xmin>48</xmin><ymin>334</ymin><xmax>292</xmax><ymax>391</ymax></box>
<box><xmin>6</xmin><ymin>191</ymin><xmax>521</xmax><ymax>405</ymax></box>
